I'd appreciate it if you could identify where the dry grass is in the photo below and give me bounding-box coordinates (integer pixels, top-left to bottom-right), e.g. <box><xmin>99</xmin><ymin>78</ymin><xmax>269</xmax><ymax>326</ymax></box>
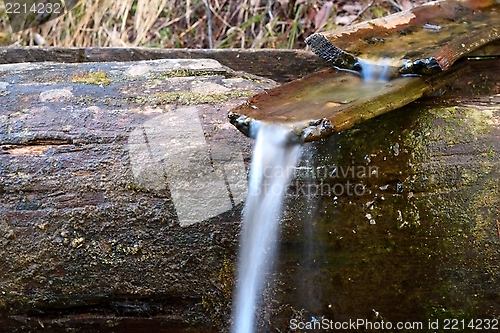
<box><xmin>0</xmin><ymin>0</ymin><xmax>432</xmax><ymax>48</ymax></box>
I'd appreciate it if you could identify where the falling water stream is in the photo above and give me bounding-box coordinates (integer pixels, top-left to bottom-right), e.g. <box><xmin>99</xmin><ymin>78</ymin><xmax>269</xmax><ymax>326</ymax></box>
<box><xmin>232</xmin><ymin>124</ymin><xmax>302</xmax><ymax>333</ymax></box>
<box><xmin>231</xmin><ymin>59</ymin><xmax>391</xmax><ymax>333</ymax></box>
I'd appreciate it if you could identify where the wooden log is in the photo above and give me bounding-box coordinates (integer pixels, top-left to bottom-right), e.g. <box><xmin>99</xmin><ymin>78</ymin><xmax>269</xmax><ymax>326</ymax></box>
<box><xmin>306</xmin><ymin>0</ymin><xmax>500</xmax><ymax>75</ymax></box>
<box><xmin>0</xmin><ymin>47</ymin><xmax>330</xmax><ymax>83</ymax></box>
<box><xmin>0</xmin><ymin>54</ymin><xmax>500</xmax><ymax>332</ymax></box>
<box><xmin>0</xmin><ymin>41</ymin><xmax>497</xmax><ymax>84</ymax></box>
<box><xmin>269</xmin><ymin>78</ymin><xmax>500</xmax><ymax>330</ymax></box>
<box><xmin>0</xmin><ymin>58</ymin><xmax>276</xmax><ymax>332</ymax></box>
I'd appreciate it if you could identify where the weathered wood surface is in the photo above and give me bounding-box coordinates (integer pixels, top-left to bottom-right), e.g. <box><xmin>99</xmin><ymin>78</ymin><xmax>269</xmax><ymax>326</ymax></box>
<box><xmin>273</xmin><ymin>78</ymin><xmax>500</xmax><ymax>331</ymax></box>
<box><xmin>1</xmin><ymin>54</ymin><xmax>500</xmax><ymax>332</ymax></box>
<box><xmin>306</xmin><ymin>0</ymin><xmax>500</xmax><ymax>75</ymax></box>
<box><xmin>229</xmin><ymin>58</ymin><xmax>475</xmax><ymax>141</ymax></box>
<box><xmin>0</xmin><ymin>47</ymin><xmax>331</xmax><ymax>83</ymax></box>
<box><xmin>0</xmin><ymin>58</ymin><xmax>276</xmax><ymax>332</ymax></box>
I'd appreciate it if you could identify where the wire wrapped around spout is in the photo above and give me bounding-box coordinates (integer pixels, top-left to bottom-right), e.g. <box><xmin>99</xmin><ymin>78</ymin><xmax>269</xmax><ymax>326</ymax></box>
<box><xmin>228</xmin><ymin>111</ymin><xmax>335</xmax><ymax>143</ymax></box>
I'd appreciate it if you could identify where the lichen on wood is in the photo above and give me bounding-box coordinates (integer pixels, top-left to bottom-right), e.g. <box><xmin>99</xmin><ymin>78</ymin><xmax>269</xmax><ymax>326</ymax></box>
<box><xmin>72</xmin><ymin>70</ymin><xmax>112</xmax><ymax>85</ymax></box>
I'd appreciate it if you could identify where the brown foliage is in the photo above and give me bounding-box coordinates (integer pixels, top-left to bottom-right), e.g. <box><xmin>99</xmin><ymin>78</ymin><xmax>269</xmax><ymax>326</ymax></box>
<box><xmin>0</xmin><ymin>0</ymin><xmax>431</xmax><ymax>48</ymax></box>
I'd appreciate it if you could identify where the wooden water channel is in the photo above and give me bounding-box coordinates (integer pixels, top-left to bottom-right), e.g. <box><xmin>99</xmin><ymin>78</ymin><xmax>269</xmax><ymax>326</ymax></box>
<box><xmin>229</xmin><ymin>0</ymin><xmax>500</xmax><ymax>141</ymax></box>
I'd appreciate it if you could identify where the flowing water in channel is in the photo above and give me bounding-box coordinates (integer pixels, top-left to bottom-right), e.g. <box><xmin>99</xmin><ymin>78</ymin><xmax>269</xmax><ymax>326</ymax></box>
<box><xmin>232</xmin><ymin>124</ymin><xmax>302</xmax><ymax>333</ymax></box>
<box><xmin>359</xmin><ymin>58</ymin><xmax>395</xmax><ymax>82</ymax></box>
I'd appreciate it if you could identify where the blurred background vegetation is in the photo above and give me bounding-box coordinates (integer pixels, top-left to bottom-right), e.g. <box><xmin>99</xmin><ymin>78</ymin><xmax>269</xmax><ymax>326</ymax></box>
<box><xmin>0</xmin><ymin>0</ymin><xmax>431</xmax><ymax>48</ymax></box>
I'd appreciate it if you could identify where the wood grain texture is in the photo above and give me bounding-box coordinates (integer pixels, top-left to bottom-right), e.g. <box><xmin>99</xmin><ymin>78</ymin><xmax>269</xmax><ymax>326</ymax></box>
<box><xmin>0</xmin><ymin>47</ymin><xmax>331</xmax><ymax>83</ymax></box>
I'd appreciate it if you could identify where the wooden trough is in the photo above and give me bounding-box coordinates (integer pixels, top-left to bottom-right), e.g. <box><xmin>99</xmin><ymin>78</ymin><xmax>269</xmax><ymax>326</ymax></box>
<box><xmin>0</xmin><ymin>2</ymin><xmax>500</xmax><ymax>332</ymax></box>
<box><xmin>0</xmin><ymin>48</ymin><xmax>499</xmax><ymax>332</ymax></box>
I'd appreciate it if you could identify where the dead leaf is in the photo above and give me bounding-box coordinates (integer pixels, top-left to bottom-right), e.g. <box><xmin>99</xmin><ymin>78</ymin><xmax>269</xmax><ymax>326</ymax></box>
<box><xmin>308</xmin><ymin>7</ymin><xmax>318</xmax><ymax>23</ymax></box>
<box><xmin>343</xmin><ymin>3</ymin><xmax>363</xmax><ymax>15</ymax></box>
<box><xmin>496</xmin><ymin>220</ymin><xmax>500</xmax><ymax>241</ymax></box>
<box><xmin>373</xmin><ymin>11</ymin><xmax>415</xmax><ymax>29</ymax></box>
<box><xmin>335</xmin><ymin>15</ymin><xmax>357</xmax><ymax>26</ymax></box>
<box><xmin>276</xmin><ymin>0</ymin><xmax>289</xmax><ymax>8</ymax></box>
<box><xmin>314</xmin><ymin>1</ymin><xmax>334</xmax><ymax>29</ymax></box>
<box><xmin>400</xmin><ymin>0</ymin><xmax>414</xmax><ymax>10</ymax></box>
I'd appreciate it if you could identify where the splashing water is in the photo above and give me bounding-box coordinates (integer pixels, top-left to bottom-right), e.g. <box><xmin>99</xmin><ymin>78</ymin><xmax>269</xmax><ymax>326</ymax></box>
<box><xmin>232</xmin><ymin>123</ymin><xmax>302</xmax><ymax>333</ymax></box>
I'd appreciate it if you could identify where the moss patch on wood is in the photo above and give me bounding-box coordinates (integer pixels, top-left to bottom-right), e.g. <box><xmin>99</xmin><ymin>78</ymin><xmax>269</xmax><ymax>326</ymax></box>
<box><xmin>155</xmin><ymin>69</ymin><xmax>227</xmax><ymax>79</ymax></box>
<box><xmin>72</xmin><ymin>71</ymin><xmax>112</xmax><ymax>85</ymax></box>
<box><xmin>202</xmin><ymin>256</ymin><xmax>234</xmax><ymax>332</ymax></box>
<box><xmin>130</xmin><ymin>91</ymin><xmax>254</xmax><ymax>106</ymax></box>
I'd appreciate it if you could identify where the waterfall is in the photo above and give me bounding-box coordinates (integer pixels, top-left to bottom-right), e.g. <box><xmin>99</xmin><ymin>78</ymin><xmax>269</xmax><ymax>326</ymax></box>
<box><xmin>231</xmin><ymin>57</ymin><xmax>394</xmax><ymax>332</ymax></box>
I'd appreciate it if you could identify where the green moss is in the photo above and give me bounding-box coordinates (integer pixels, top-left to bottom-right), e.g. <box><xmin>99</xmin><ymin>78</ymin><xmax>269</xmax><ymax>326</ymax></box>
<box><xmin>218</xmin><ymin>256</ymin><xmax>234</xmax><ymax>299</ymax></box>
<box><xmin>72</xmin><ymin>70</ymin><xmax>112</xmax><ymax>85</ymax></box>
<box><xmin>429</xmin><ymin>305</ymin><xmax>468</xmax><ymax>323</ymax></box>
<box><xmin>240</xmin><ymin>75</ymin><xmax>262</xmax><ymax>83</ymax></box>
<box><xmin>31</xmin><ymin>74</ymin><xmax>67</xmax><ymax>84</ymax></box>
<box><xmin>427</xmin><ymin>106</ymin><xmax>493</xmax><ymax>145</ymax></box>
<box><xmin>488</xmin><ymin>149</ymin><xmax>495</xmax><ymax>161</ymax></box>
<box><xmin>155</xmin><ymin>69</ymin><xmax>223</xmax><ymax>79</ymax></box>
<box><xmin>278</xmin><ymin>97</ymin><xmax>500</xmax><ymax>328</ymax></box>
<box><xmin>130</xmin><ymin>90</ymin><xmax>254</xmax><ymax>106</ymax></box>
<box><xmin>75</xmin><ymin>95</ymin><xmax>98</xmax><ymax>105</ymax></box>
<box><xmin>201</xmin><ymin>256</ymin><xmax>234</xmax><ymax>332</ymax></box>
